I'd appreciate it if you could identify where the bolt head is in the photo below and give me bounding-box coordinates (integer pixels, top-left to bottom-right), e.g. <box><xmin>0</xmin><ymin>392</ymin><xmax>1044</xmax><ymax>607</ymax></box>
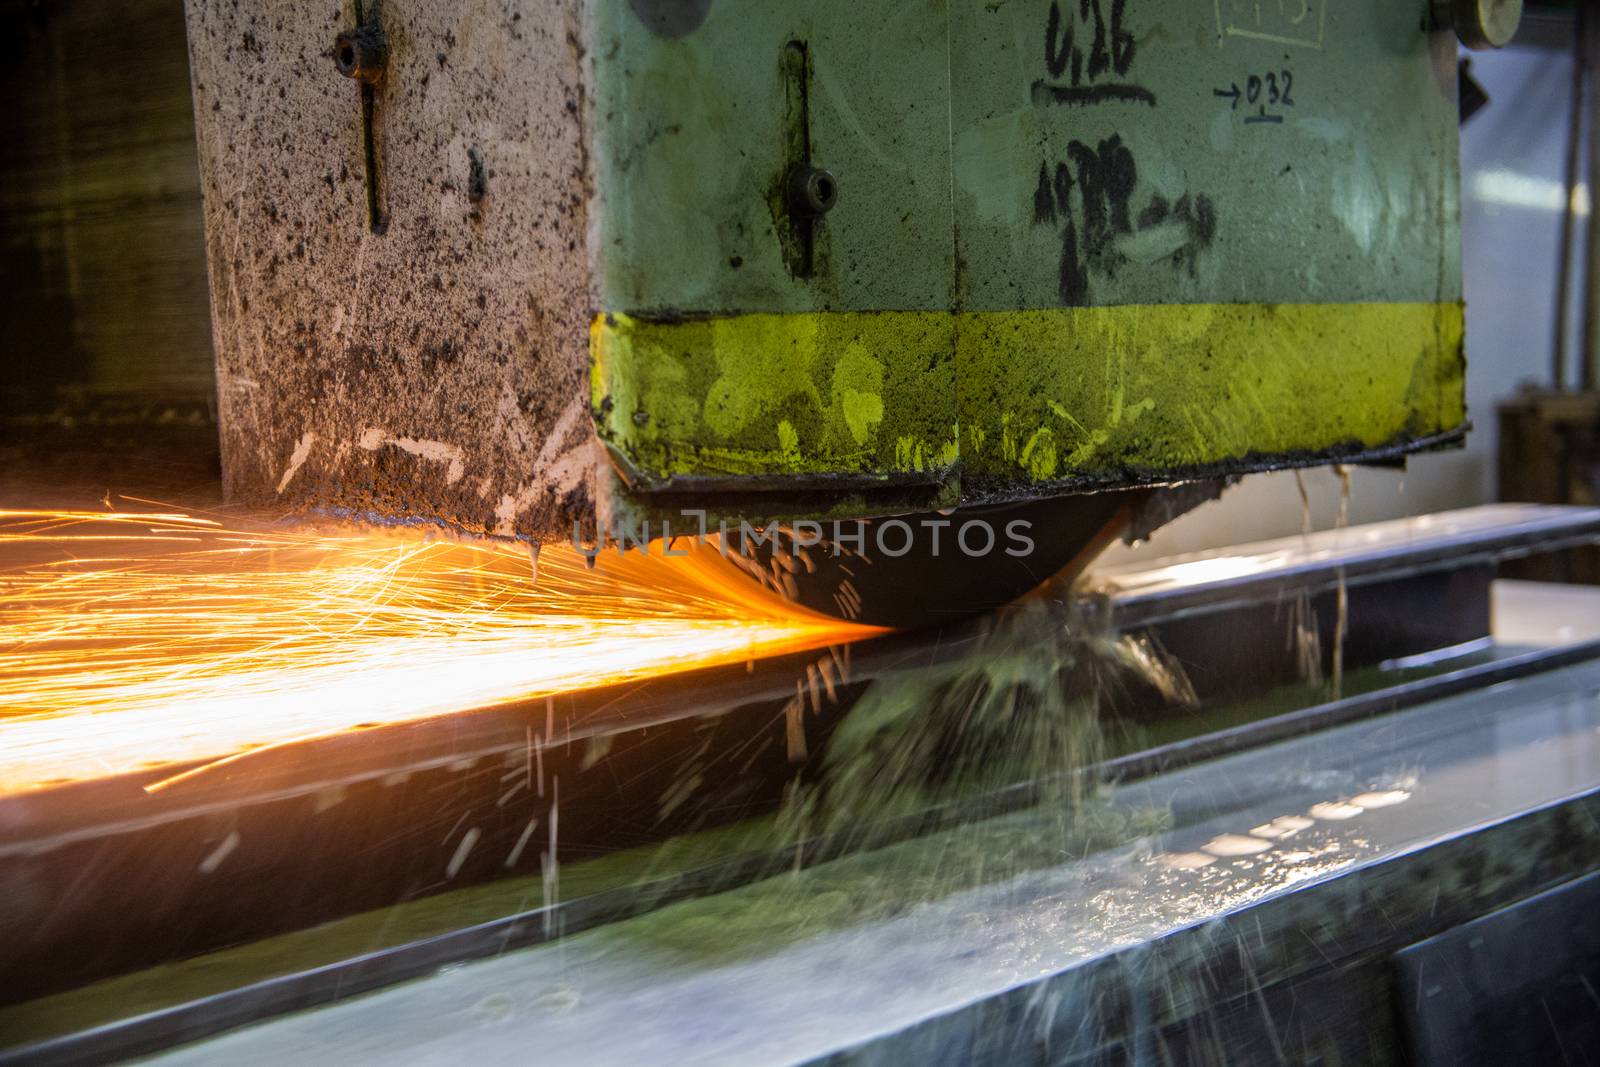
<box><xmin>334</xmin><ymin>26</ymin><xmax>387</xmax><ymax>84</ymax></box>
<box><xmin>787</xmin><ymin>166</ymin><xmax>839</xmax><ymax>219</ymax></box>
<box><xmin>1451</xmin><ymin>0</ymin><xmax>1521</xmax><ymax>50</ymax></box>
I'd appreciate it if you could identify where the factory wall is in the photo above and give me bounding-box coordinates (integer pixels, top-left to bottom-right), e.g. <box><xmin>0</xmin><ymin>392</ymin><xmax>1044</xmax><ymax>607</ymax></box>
<box><xmin>0</xmin><ymin>0</ymin><xmax>214</xmax><ymax>422</ymax></box>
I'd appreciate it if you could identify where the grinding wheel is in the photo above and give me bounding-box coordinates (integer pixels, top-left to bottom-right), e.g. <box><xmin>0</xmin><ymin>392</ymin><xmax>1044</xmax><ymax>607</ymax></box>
<box><xmin>714</xmin><ymin>491</ymin><xmax>1144</xmax><ymax>629</ymax></box>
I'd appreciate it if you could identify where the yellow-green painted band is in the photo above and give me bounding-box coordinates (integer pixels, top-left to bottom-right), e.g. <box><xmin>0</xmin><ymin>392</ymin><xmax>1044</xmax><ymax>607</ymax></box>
<box><xmin>591</xmin><ymin>311</ymin><xmax>960</xmax><ymax>482</ymax></box>
<box><xmin>957</xmin><ymin>301</ymin><xmax>1465</xmax><ymax>482</ymax></box>
<box><xmin>591</xmin><ymin>302</ymin><xmax>1464</xmax><ymax>488</ymax></box>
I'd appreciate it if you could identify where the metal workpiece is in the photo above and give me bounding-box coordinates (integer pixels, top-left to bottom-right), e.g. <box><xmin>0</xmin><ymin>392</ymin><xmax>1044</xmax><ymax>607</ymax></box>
<box><xmin>131</xmin><ymin>655</ymin><xmax>1600</xmax><ymax>1067</ymax></box>
<box><xmin>1075</xmin><ymin>502</ymin><xmax>1600</xmax><ymax>714</ymax></box>
<box><xmin>1084</xmin><ymin>502</ymin><xmax>1600</xmax><ymax>629</ymax></box>
<box><xmin>6</xmin><ymin>506</ymin><xmax>1599</xmax><ymax>1062</ymax></box>
<box><xmin>182</xmin><ymin>0</ymin><xmax>1471</xmax><ymax>542</ymax></box>
<box><xmin>0</xmin><ymin>591</ymin><xmax>1591</xmax><ymax>1064</ymax></box>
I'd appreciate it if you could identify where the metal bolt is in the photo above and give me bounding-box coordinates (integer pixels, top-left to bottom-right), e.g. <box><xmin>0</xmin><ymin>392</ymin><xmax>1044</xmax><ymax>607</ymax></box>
<box><xmin>1435</xmin><ymin>0</ymin><xmax>1522</xmax><ymax>50</ymax></box>
<box><xmin>787</xmin><ymin>165</ymin><xmax>839</xmax><ymax>219</ymax></box>
<box><xmin>334</xmin><ymin>24</ymin><xmax>388</xmax><ymax>84</ymax></box>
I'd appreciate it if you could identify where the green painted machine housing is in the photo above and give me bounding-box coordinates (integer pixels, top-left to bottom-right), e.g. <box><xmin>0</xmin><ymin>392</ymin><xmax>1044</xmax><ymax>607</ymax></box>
<box><xmin>589</xmin><ymin>0</ymin><xmax>1465</xmax><ymax>508</ymax></box>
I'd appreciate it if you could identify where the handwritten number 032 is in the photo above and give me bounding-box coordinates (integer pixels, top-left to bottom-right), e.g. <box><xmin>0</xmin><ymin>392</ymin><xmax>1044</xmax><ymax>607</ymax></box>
<box><xmin>1247</xmin><ymin>71</ymin><xmax>1295</xmax><ymax>106</ymax></box>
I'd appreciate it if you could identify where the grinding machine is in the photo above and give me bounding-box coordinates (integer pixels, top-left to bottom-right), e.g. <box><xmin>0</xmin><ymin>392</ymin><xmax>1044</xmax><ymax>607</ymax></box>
<box><xmin>18</xmin><ymin>1</ymin><xmax>1600</xmax><ymax>1066</ymax></box>
<box><xmin>182</xmin><ymin>0</ymin><xmax>1487</xmax><ymax>620</ymax></box>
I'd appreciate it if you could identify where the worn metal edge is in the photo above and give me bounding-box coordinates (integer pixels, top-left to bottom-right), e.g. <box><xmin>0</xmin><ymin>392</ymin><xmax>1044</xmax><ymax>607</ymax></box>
<box><xmin>608</xmin><ymin>429</ymin><xmax>1468</xmax><ymax>501</ymax></box>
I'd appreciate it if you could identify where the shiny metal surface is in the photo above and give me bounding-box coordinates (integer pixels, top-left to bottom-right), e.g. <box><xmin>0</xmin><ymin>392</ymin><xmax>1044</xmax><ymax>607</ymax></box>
<box><xmin>1087</xmin><ymin>502</ymin><xmax>1600</xmax><ymax>627</ymax></box>
<box><xmin>146</xmin><ymin>629</ymin><xmax>1600</xmax><ymax>1066</ymax></box>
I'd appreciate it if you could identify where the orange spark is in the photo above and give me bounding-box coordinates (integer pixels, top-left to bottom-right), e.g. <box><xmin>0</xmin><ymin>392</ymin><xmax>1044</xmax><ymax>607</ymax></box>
<box><xmin>0</xmin><ymin>506</ymin><xmax>879</xmax><ymax>795</ymax></box>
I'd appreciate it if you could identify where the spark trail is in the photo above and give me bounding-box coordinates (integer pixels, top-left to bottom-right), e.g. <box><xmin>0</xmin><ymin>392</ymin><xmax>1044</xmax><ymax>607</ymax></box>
<box><xmin>0</xmin><ymin>505</ymin><xmax>878</xmax><ymax>794</ymax></box>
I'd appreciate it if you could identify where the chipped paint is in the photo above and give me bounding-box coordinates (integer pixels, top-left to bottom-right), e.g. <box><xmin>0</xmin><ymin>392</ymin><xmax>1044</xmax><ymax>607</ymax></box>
<box><xmin>275</xmin><ymin>432</ymin><xmax>317</xmax><ymax>494</ymax></box>
<box><xmin>358</xmin><ymin>431</ymin><xmax>467</xmax><ymax>486</ymax></box>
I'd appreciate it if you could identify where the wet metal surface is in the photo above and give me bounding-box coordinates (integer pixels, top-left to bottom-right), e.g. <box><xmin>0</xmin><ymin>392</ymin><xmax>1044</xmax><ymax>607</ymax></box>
<box><xmin>143</xmin><ymin>647</ymin><xmax>1600</xmax><ymax>1066</ymax></box>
